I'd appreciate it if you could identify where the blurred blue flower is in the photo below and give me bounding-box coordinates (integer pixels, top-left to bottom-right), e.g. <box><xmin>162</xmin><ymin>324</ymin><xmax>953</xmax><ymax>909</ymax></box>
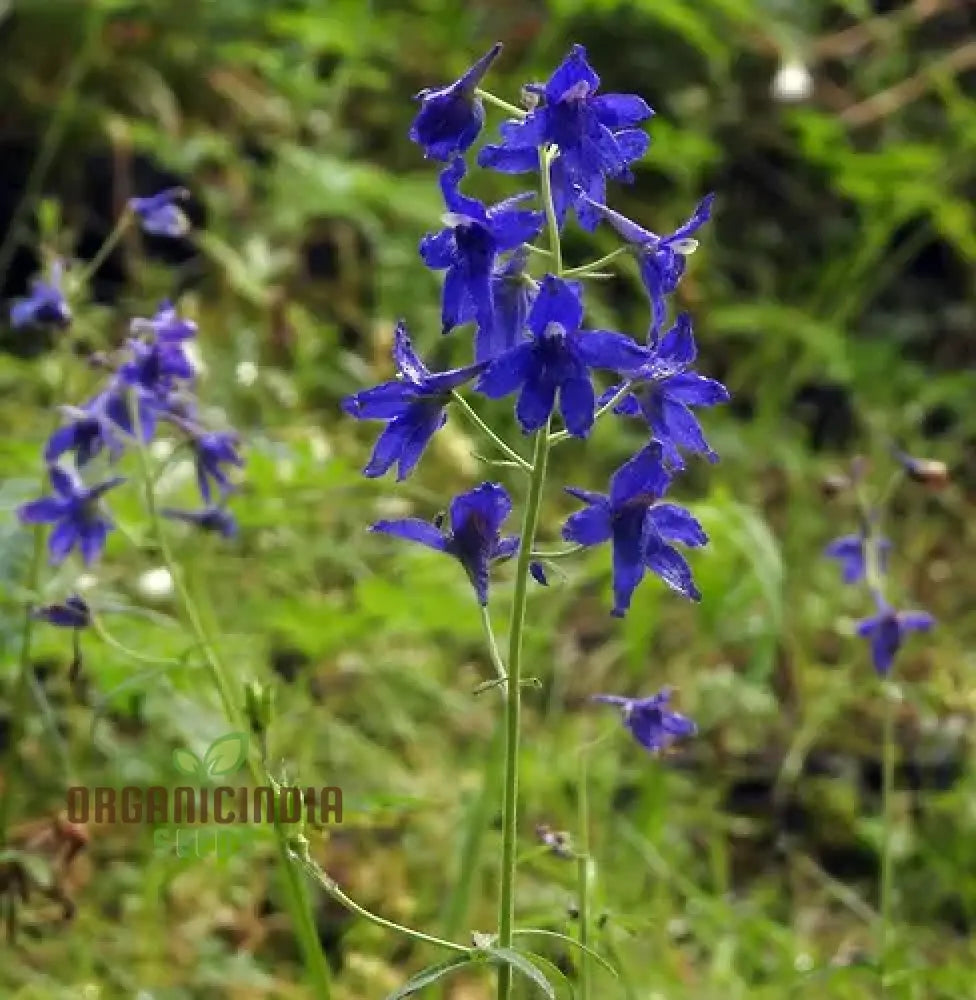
<box><xmin>130</xmin><ymin>300</ymin><xmax>198</xmax><ymax>343</ymax></box>
<box><xmin>562</xmin><ymin>443</ymin><xmax>706</xmax><ymax>615</ymax></box>
<box><xmin>857</xmin><ymin>601</ymin><xmax>935</xmax><ymax>675</ymax></box>
<box><xmin>342</xmin><ymin>321</ymin><xmax>485</xmax><ymax>480</ymax></box>
<box><xmin>592</xmin><ymin>687</ymin><xmax>696</xmax><ymax>753</ymax></box>
<box><xmin>601</xmin><ymin>314</ymin><xmax>729</xmax><ymax>468</ymax></box>
<box><xmin>129</xmin><ymin>188</ymin><xmax>190</xmax><ymax>237</ymax></box>
<box><xmin>477</xmin><ymin>275</ymin><xmax>648</xmax><ymax>437</ymax></box>
<box><xmin>45</xmin><ymin>398</ymin><xmax>126</xmax><ymax>467</ymax></box>
<box><xmin>581</xmin><ymin>192</ymin><xmax>713</xmax><ymax>334</ymax></box>
<box><xmin>189</xmin><ymin>431</ymin><xmax>243</xmax><ymax>502</ymax></box>
<box><xmin>163</xmin><ymin>504</ymin><xmax>238</xmax><ymax>539</ymax></box>
<box><xmin>371</xmin><ymin>482</ymin><xmax>518</xmax><ymax>605</ymax></box>
<box><xmin>478</xmin><ymin>45</ymin><xmax>652</xmax><ymax>230</ymax></box>
<box><xmin>18</xmin><ymin>466</ymin><xmax>124</xmax><ymax>565</ymax></box>
<box><xmin>409</xmin><ymin>43</ymin><xmax>503</xmax><ymax>161</ymax></box>
<box><xmin>421</xmin><ymin>158</ymin><xmax>543</xmax><ymax>340</ymax></box>
<box><xmin>824</xmin><ymin>532</ymin><xmax>890</xmax><ymax>584</ymax></box>
<box><xmin>10</xmin><ymin>260</ymin><xmax>71</xmax><ymax>329</ymax></box>
<box><xmin>33</xmin><ymin>594</ymin><xmax>91</xmax><ymax>630</ymax></box>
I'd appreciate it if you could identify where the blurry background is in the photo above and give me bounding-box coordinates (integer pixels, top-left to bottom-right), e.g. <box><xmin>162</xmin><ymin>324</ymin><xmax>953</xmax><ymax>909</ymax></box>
<box><xmin>0</xmin><ymin>1</ymin><xmax>974</xmax><ymax>998</ymax></box>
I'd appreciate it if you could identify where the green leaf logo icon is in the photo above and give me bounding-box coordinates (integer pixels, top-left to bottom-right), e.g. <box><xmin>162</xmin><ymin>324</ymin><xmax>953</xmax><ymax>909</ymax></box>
<box><xmin>172</xmin><ymin>747</ymin><xmax>205</xmax><ymax>780</ymax></box>
<box><xmin>203</xmin><ymin>732</ymin><xmax>249</xmax><ymax>777</ymax></box>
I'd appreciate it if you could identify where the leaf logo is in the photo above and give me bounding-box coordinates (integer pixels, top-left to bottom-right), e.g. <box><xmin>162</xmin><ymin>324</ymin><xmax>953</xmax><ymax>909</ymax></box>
<box><xmin>171</xmin><ymin>732</ymin><xmax>249</xmax><ymax>781</ymax></box>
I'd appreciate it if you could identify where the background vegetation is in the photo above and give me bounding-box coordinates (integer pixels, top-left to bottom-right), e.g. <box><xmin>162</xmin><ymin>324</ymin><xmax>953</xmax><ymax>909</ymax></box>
<box><xmin>0</xmin><ymin>0</ymin><xmax>974</xmax><ymax>997</ymax></box>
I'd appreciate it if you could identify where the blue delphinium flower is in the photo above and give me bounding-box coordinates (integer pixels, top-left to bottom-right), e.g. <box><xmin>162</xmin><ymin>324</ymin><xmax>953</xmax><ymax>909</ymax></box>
<box><xmin>188</xmin><ymin>431</ymin><xmax>243</xmax><ymax>502</ymax></box>
<box><xmin>129</xmin><ymin>188</ymin><xmax>190</xmax><ymax>237</ymax></box>
<box><xmin>478</xmin><ymin>247</ymin><xmax>537</xmax><ymax>363</ymax></box>
<box><xmin>592</xmin><ymin>687</ymin><xmax>696</xmax><ymax>753</ymax></box>
<box><xmin>857</xmin><ymin>600</ymin><xmax>935</xmax><ymax>675</ymax></box>
<box><xmin>18</xmin><ymin>467</ymin><xmax>124</xmax><ymax>565</ymax></box>
<box><xmin>409</xmin><ymin>43</ymin><xmax>503</xmax><ymax>161</ymax></box>
<box><xmin>10</xmin><ymin>260</ymin><xmax>71</xmax><ymax>329</ymax></box>
<box><xmin>478</xmin><ymin>45</ymin><xmax>652</xmax><ymax>230</ymax></box>
<box><xmin>45</xmin><ymin>399</ymin><xmax>126</xmax><ymax>467</ymax></box>
<box><xmin>130</xmin><ymin>300</ymin><xmax>198</xmax><ymax>343</ymax></box>
<box><xmin>33</xmin><ymin>594</ymin><xmax>91</xmax><ymax>630</ymax></box>
<box><xmin>601</xmin><ymin>314</ymin><xmax>729</xmax><ymax>469</ymax></box>
<box><xmin>162</xmin><ymin>504</ymin><xmax>238</xmax><ymax>539</ymax></box>
<box><xmin>562</xmin><ymin>443</ymin><xmax>706</xmax><ymax>615</ymax></box>
<box><xmin>420</xmin><ymin>158</ymin><xmax>543</xmax><ymax>339</ymax></box>
<box><xmin>477</xmin><ymin>275</ymin><xmax>649</xmax><ymax>437</ymax></box>
<box><xmin>371</xmin><ymin>482</ymin><xmax>518</xmax><ymax>605</ymax></box>
<box><xmin>342</xmin><ymin>321</ymin><xmax>486</xmax><ymax>480</ymax></box>
<box><xmin>581</xmin><ymin>192</ymin><xmax>713</xmax><ymax>334</ymax></box>
<box><xmin>824</xmin><ymin>532</ymin><xmax>891</xmax><ymax>584</ymax></box>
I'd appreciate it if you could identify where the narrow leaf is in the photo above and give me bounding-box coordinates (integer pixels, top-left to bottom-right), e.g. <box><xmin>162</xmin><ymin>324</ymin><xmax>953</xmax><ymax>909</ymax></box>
<box><xmin>487</xmin><ymin>947</ymin><xmax>556</xmax><ymax>999</ymax></box>
<box><xmin>383</xmin><ymin>954</ymin><xmax>478</xmax><ymax>1000</ymax></box>
<box><xmin>513</xmin><ymin>928</ymin><xmax>619</xmax><ymax>979</ymax></box>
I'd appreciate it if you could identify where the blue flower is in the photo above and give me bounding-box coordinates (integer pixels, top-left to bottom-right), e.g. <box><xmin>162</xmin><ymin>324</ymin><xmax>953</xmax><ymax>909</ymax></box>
<box><xmin>129</xmin><ymin>188</ymin><xmax>190</xmax><ymax>237</ymax></box>
<box><xmin>33</xmin><ymin>594</ymin><xmax>91</xmax><ymax>630</ymax></box>
<box><xmin>162</xmin><ymin>505</ymin><xmax>238</xmax><ymax>539</ymax></box>
<box><xmin>592</xmin><ymin>687</ymin><xmax>696</xmax><ymax>753</ymax></box>
<box><xmin>45</xmin><ymin>399</ymin><xmax>126</xmax><ymax>467</ymax></box>
<box><xmin>478</xmin><ymin>45</ymin><xmax>652</xmax><ymax>230</ymax></box>
<box><xmin>824</xmin><ymin>532</ymin><xmax>890</xmax><ymax>584</ymax></box>
<box><xmin>130</xmin><ymin>300</ymin><xmax>198</xmax><ymax>343</ymax></box>
<box><xmin>370</xmin><ymin>482</ymin><xmax>518</xmax><ymax>605</ymax></box>
<box><xmin>601</xmin><ymin>314</ymin><xmax>729</xmax><ymax>468</ymax></box>
<box><xmin>10</xmin><ymin>260</ymin><xmax>71</xmax><ymax>329</ymax></box>
<box><xmin>857</xmin><ymin>601</ymin><xmax>935</xmax><ymax>675</ymax></box>
<box><xmin>342</xmin><ymin>321</ymin><xmax>486</xmax><ymax>480</ymax></box>
<box><xmin>18</xmin><ymin>467</ymin><xmax>124</xmax><ymax>565</ymax></box>
<box><xmin>420</xmin><ymin>158</ymin><xmax>543</xmax><ymax>340</ymax></box>
<box><xmin>580</xmin><ymin>193</ymin><xmax>713</xmax><ymax>334</ymax></box>
<box><xmin>477</xmin><ymin>247</ymin><xmax>537</xmax><ymax>363</ymax></box>
<box><xmin>189</xmin><ymin>431</ymin><xmax>243</xmax><ymax>502</ymax></box>
<box><xmin>477</xmin><ymin>275</ymin><xmax>649</xmax><ymax>437</ymax></box>
<box><xmin>562</xmin><ymin>443</ymin><xmax>705</xmax><ymax>615</ymax></box>
<box><xmin>409</xmin><ymin>43</ymin><xmax>503</xmax><ymax>161</ymax></box>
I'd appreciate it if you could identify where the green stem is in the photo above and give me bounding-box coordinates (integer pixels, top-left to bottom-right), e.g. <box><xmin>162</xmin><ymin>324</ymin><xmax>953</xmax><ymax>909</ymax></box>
<box><xmin>475</xmin><ymin>88</ymin><xmax>527</xmax><ymax>119</ymax></box>
<box><xmin>577</xmin><ymin>748</ymin><xmax>592</xmax><ymax>1000</ymax></box>
<box><xmin>452</xmin><ymin>391</ymin><xmax>532</xmax><ymax>472</ymax></box>
<box><xmin>299</xmin><ymin>853</ymin><xmax>471</xmax><ymax>955</ymax></box>
<box><xmin>479</xmin><ymin>605</ymin><xmax>508</xmax><ymax>685</ymax></box>
<box><xmin>879</xmin><ymin>685</ymin><xmax>897</xmax><ymax>992</ymax></box>
<box><xmin>130</xmin><ymin>405</ymin><xmax>333</xmax><ymax>998</ymax></box>
<box><xmin>539</xmin><ymin>147</ymin><xmax>562</xmax><ymax>276</ymax></box>
<box><xmin>562</xmin><ymin>247</ymin><xmax>628</xmax><ymax>277</ymax></box>
<box><xmin>72</xmin><ymin>210</ymin><xmax>133</xmax><ymax>291</ymax></box>
<box><xmin>0</xmin><ymin>527</ymin><xmax>44</xmax><ymax>849</ymax></box>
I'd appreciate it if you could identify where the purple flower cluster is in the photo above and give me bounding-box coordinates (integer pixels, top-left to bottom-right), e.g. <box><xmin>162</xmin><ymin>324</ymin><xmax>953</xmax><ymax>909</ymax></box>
<box><xmin>345</xmin><ymin>44</ymin><xmax>720</xmax><ymax>752</ymax></box>
<box><xmin>19</xmin><ymin>300</ymin><xmax>243</xmax><ymax>567</ymax></box>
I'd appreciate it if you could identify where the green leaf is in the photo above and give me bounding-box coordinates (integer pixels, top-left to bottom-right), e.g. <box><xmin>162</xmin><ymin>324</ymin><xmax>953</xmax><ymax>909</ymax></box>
<box><xmin>486</xmin><ymin>947</ymin><xmax>556</xmax><ymax>999</ymax></box>
<box><xmin>172</xmin><ymin>747</ymin><xmax>204</xmax><ymax>779</ymax></box>
<box><xmin>383</xmin><ymin>954</ymin><xmax>478</xmax><ymax>999</ymax></box>
<box><xmin>203</xmin><ymin>732</ymin><xmax>249</xmax><ymax>777</ymax></box>
<box><xmin>512</xmin><ymin>928</ymin><xmax>620</xmax><ymax>979</ymax></box>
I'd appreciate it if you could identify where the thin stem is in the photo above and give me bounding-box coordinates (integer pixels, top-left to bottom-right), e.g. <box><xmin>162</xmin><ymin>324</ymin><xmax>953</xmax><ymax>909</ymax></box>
<box><xmin>879</xmin><ymin>684</ymin><xmax>897</xmax><ymax>992</ymax></box>
<box><xmin>130</xmin><ymin>403</ymin><xmax>333</xmax><ymax>998</ymax></box>
<box><xmin>0</xmin><ymin>527</ymin><xmax>43</xmax><ymax>849</ymax></box>
<box><xmin>479</xmin><ymin>605</ymin><xmax>508</xmax><ymax>685</ymax></box>
<box><xmin>452</xmin><ymin>391</ymin><xmax>532</xmax><ymax>471</ymax></box>
<box><xmin>475</xmin><ymin>88</ymin><xmax>527</xmax><ymax>119</ymax></box>
<box><xmin>72</xmin><ymin>210</ymin><xmax>133</xmax><ymax>291</ymax></box>
<box><xmin>497</xmin><ymin>426</ymin><xmax>550</xmax><ymax>1000</ymax></box>
<box><xmin>577</xmin><ymin>748</ymin><xmax>592</xmax><ymax>1000</ymax></box>
<box><xmin>299</xmin><ymin>853</ymin><xmax>471</xmax><ymax>955</ymax></box>
<box><xmin>550</xmin><ymin>381</ymin><xmax>633</xmax><ymax>446</ymax></box>
<box><xmin>529</xmin><ymin>545</ymin><xmax>582</xmax><ymax>560</ymax></box>
<box><xmin>539</xmin><ymin>147</ymin><xmax>562</xmax><ymax>276</ymax></box>
<box><xmin>562</xmin><ymin>247</ymin><xmax>628</xmax><ymax>277</ymax></box>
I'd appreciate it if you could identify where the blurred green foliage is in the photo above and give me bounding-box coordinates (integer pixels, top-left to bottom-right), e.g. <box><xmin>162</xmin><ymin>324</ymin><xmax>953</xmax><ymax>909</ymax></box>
<box><xmin>0</xmin><ymin>0</ymin><xmax>974</xmax><ymax>998</ymax></box>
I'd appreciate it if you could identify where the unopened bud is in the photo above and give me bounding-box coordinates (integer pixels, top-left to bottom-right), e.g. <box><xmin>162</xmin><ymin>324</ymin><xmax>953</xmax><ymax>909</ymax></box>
<box><xmin>244</xmin><ymin>680</ymin><xmax>275</xmax><ymax>736</ymax></box>
<box><xmin>896</xmin><ymin>451</ymin><xmax>950</xmax><ymax>489</ymax></box>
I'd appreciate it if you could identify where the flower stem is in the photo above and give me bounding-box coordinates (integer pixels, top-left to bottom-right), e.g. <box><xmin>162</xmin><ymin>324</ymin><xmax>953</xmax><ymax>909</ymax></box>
<box><xmin>479</xmin><ymin>605</ymin><xmax>508</xmax><ymax>685</ymax></box>
<box><xmin>562</xmin><ymin>247</ymin><xmax>628</xmax><ymax>277</ymax></box>
<box><xmin>577</xmin><ymin>747</ymin><xmax>592</xmax><ymax>1000</ymax></box>
<box><xmin>879</xmin><ymin>683</ymin><xmax>897</xmax><ymax>991</ymax></box>
<box><xmin>130</xmin><ymin>403</ymin><xmax>333</xmax><ymax>998</ymax></box>
<box><xmin>0</xmin><ymin>526</ymin><xmax>44</xmax><ymax>850</ymax></box>
<box><xmin>452</xmin><ymin>391</ymin><xmax>532</xmax><ymax>472</ymax></box>
<box><xmin>550</xmin><ymin>381</ymin><xmax>633</xmax><ymax>446</ymax></box>
<box><xmin>475</xmin><ymin>88</ymin><xmax>527</xmax><ymax>120</ymax></box>
<box><xmin>72</xmin><ymin>210</ymin><xmax>132</xmax><ymax>291</ymax></box>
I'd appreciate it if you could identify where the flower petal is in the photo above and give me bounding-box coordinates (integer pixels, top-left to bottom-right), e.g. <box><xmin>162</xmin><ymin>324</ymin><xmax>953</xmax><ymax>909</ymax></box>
<box><xmin>663</xmin><ymin>372</ymin><xmax>730</xmax><ymax>407</ymax></box>
<box><xmin>48</xmin><ymin>520</ymin><xmax>78</xmax><ymax>564</ymax></box>
<box><xmin>477</xmin><ymin>341</ymin><xmax>535</xmax><ymax>398</ymax></box>
<box><xmin>558</xmin><ymin>373</ymin><xmax>595</xmax><ymax>438</ymax></box>
<box><xmin>395</xmin><ymin>408</ymin><xmax>446</xmax><ymax>481</ymax></box>
<box><xmin>449</xmin><ymin>481</ymin><xmax>512</xmax><ymax>538</ymax></box>
<box><xmin>562</xmin><ymin>501</ymin><xmax>612</xmax><ymax>547</ymax></box>
<box><xmin>516</xmin><ymin>368</ymin><xmax>557</xmax><ymax>432</ymax></box>
<box><xmin>342</xmin><ymin>381</ymin><xmax>415</xmax><ymax>420</ymax></box>
<box><xmin>643</xmin><ymin>535</ymin><xmax>701</xmax><ymax>601</ymax></box>
<box><xmin>371</xmin><ymin>518</ymin><xmax>448</xmax><ymax>552</ymax></box>
<box><xmin>546</xmin><ymin>44</ymin><xmax>600</xmax><ymax>103</ymax></box>
<box><xmin>575</xmin><ymin>330</ymin><xmax>650</xmax><ymax>373</ymax></box>
<box><xmin>647</xmin><ymin>503</ymin><xmax>707</xmax><ymax>548</ymax></box>
<box><xmin>419</xmin><ymin>228</ymin><xmax>457</xmax><ymax>270</ymax></box>
<box><xmin>610</xmin><ymin>509</ymin><xmax>647</xmax><ymax>617</ymax></box>
<box><xmin>18</xmin><ymin>497</ymin><xmax>65</xmax><ymax>524</ymax></box>
<box><xmin>591</xmin><ymin>93</ymin><xmax>653</xmax><ymax>128</ymax></box>
<box><xmin>609</xmin><ymin>442</ymin><xmax>670</xmax><ymax>508</ymax></box>
<box><xmin>527</xmin><ymin>276</ymin><xmax>583</xmax><ymax>338</ymax></box>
